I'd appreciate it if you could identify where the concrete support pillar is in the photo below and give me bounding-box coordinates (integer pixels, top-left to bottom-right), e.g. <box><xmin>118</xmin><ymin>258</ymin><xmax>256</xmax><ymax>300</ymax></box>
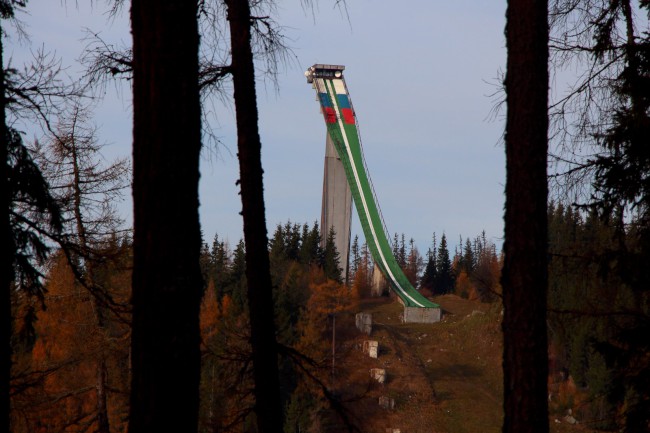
<box><xmin>371</xmin><ymin>263</ymin><xmax>387</xmax><ymax>296</ymax></box>
<box><xmin>321</xmin><ymin>132</ymin><xmax>352</xmax><ymax>280</ymax></box>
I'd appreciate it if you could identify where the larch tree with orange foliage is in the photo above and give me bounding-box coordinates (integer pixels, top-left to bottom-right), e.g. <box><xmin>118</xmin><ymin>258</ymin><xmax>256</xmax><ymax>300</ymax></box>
<box><xmin>31</xmin><ymin>101</ymin><xmax>130</xmax><ymax>433</ymax></box>
<box><xmin>199</xmin><ymin>286</ymin><xmax>258</xmax><ymax>432</ymax></box>
<box><xmin>404</xmin><ymin>238</ymin><xmax>423</xmax><ymax>287</ymax></box>
<box><xmin>198</xmin><ymin>279</ymin><xmax>223</xmax><ymax>432</ymax></box>
<box><xmin>351</xmin><ymin>241</ymin><xmax>373</xmax><ymax>299</ymax></box>
<box><xmin>299</xmin><ymin>279</ymin><xmax>353</xmax><ymax>370</ymax></box>
<box><xmin>12</xmin><ymin>247</ymin><xmax>130</xmax><ymax>433</ymax></box>
<box><xmin>289</xmin><ymin>275</ymin><xmax>357</xmax><ymax>433</ymax></box>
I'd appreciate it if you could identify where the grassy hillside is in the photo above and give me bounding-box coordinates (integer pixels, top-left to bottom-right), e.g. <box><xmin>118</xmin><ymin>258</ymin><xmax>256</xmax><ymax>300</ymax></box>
<box><xmin>331</xmin><ymin>294</ymin><xmax>597</xmax><ymax>433</ymax></box>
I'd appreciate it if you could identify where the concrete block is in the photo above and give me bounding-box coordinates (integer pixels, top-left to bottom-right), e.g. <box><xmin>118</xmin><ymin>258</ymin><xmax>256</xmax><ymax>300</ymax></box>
<box><xmin>355</xmin><ymin>312</ymin><xmax>372</xmax><ymax>334</ymax></box>
<box><xmin>370</xmin><ymin>368</ymin><xmax>386</xmax><ymax>384</ymax></box>
<box><xmin>378</xmin><ymin>395</ymin><xmax>395</xmax><ymax>409</ymax></box>
<box><xmin>363</xmin><ymin>340</ymin><xmax>378</xmax><ymax>358</ymax></box>
<box><xmin>402</xmin><ymin>306</ymin><xmax>441</xmax><ymax>323</ymax></box>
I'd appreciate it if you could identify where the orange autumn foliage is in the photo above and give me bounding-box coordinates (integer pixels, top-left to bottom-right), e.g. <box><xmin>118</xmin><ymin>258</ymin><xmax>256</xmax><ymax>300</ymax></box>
<box><xmin>308</xmin><ymin>280</ymin><xmax>352</xmax><ymax>316</ymax></box>
<box><xmin>455</xmin><ymin>270</ymin><xmax>479</xmax><ymax>300</ymax></box>
<box><xmin>12</xmin><ymin>251</ymin><xmax>130</xmax><ymax>433</ymax></box>
<box><xmin>200</xmin><ymin>279</ymin><xmax>220</xmax><ymax>345</ymax></box>
<box><xmin>297</xmin><ymin>279</ymin><xmax>353</xmax><ymax>361</ymax></box>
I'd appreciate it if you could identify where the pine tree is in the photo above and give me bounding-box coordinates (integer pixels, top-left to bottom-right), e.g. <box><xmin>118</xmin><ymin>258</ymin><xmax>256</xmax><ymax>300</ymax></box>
<box><xmin>199</xmin><ymin>241</ymin><xmax>212</xmax><ymax>286</ymax></box>
<box><xmin>392</xmin><ymin>233</ymin><xmax>400</xmax><ymax>263</ymax></box>
<box><xmin>322</xmin><ymin>226</ymin><xmax>342</xmax><ymax>283</ymax></box>
<box><xmin>434</xmin><ymin>233</ymin><xmax>454</xmax><ymax>294</ymax></box>
<box><xmin>299</xmin><ymin>222</ymin><xmax>321</xmax><ymax>266</ymax></box>
<box><xmin>420</xmin><ymin>254</ymin><xmax>436</xmax><ymax>292</ymax></box>
<box><xmin>284</xmin><ymin>221</ymin><xmax>301</xmax><ymax>262</ymax></box>
<box><xmin>398</xmin><ymin>233</ymin><xmax>407</xmax><ymax>268</ymax></box>
<box><xmin>6</xmin><ymin>119</ymin><xmax>64</xmax><ymax>433</ymax></box>
<box><xmin>227</xmin><ymin>239</ymin><xmax>247</xmax><ymax>312</ymax></box>
<box><xmin>349</xmin><ymin>235</ymin><xmax>360</xmax><ymax>283</ymax></box>
<box><xmin>269</xmin><ymin>224</ymin><xmax>286</xmax><ymax>260</ymax></box>
<box><xmin>462</xmin><ymin>238</ymin><xmax>475</xmax><ymax>275</ymax></box>
<box><xmin>210</xmin><ymin>234</ymin><xmax>231</xmax><ymax>302</ymax></box>
<box><xmin>420</xmin><ymin>234</ymin><xmax>438</xmax><ymax>292</ymax></box>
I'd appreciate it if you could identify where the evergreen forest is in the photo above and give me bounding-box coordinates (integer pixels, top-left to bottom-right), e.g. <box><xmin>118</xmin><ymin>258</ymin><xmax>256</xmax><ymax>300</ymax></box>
<box><xmin>3</xmin><ymin>0</ymin><xmax>650</xmax><ymax>432</ymax></box>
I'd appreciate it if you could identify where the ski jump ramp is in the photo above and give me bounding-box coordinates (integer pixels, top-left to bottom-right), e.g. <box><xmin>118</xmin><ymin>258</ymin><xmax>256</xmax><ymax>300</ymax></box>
<box><xmin>306</xmin><ymin>64</ymin><xmax>441</xmax><ymax>323</ymax></box>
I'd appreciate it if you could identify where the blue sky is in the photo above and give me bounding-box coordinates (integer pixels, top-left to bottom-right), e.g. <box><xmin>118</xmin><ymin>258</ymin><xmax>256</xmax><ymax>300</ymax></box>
<box><xmin>9</xmin><ymin>0</ymin><xmax>507</xmax><ymax>255</ymax></box>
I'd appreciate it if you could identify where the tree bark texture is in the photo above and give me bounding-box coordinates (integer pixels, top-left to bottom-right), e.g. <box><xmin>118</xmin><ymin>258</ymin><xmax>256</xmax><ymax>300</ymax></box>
<box><xmin>129</xmin><ymin>1</ymin><xmax>203</xmax><ymax>432</ymax></box>
<box><xmin>1</xmin><ymin>20</ymin><xmax>12</xmax><ymax>433</ymax></box>
<box><xmin>225</xmin><ymin>0</ymin><xmax>284</xmax><ymax>431</ymax></box>
<box><xmin>502</xmin><ymin>0</ymin><xmax>550</xmax><ymax>432</ymax></box>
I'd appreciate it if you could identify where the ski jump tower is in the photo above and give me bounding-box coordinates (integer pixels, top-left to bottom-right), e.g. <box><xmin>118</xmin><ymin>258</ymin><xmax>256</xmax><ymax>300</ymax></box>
<box><xmin>321</xmin><ymin>125</ymin><xmax>353</xmax><ymax>280</ymax></box>
<box><xmin>306</xmin><ymin>64</ymin><xmax>441</xmax><ymax>323</ymax></box>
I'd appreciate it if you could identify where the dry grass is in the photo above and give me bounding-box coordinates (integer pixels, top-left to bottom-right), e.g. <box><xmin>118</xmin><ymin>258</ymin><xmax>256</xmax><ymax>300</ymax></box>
<box><xmin>330</xmin><ymin>294</ymin><xmax>598</xmax><ymax>433</ymax></box>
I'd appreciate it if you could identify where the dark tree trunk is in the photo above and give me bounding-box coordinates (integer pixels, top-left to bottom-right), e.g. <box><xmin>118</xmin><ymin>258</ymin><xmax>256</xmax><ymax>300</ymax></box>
<box><xmin>1</xmin><ymin>20</ymin><xmax>12</xmax><ymax>433</ymax></box>
<box><xmin>129</xmin><ymin>1</ymin><xmax>203</xmax><ymax>432</ymax></box>
<box><xmin>96</xmin><ymin>356</ymin><xmax>110</xmax><ymax>433</ymax></box>
<box><xmin>69</xmin><ymin>130</ymin><xmax>111</xmax><ymax>433</ymax></box>
<box><xmin>225</xmin><ymin>0</ymin><xmax>284</xmax><ymax>431</ymax></box>
<box><xmin>502</xmin><ymin>0</ymin><xmax>549</xmax><ymax>432</ymax></box>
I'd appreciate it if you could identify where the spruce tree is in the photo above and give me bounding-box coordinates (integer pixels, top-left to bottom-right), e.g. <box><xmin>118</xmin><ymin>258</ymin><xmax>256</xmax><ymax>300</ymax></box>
<box><xmin>434</xmin><ymin>233</ymin><xmax>454</xmax><ymax>294</ymax></box>
<box><xmin>227</xmin><ymin>239</ymin><xmax>247</xmax><ymax>312</ymax></box>
<box><xmin>420</xmin><ymin>253</ymin><xmax>436</xmax><ymax>292</ymax></box>
<box><xmin>299</xmin><ymin>222</ymin><xmax>321</xmax><ymax>266</ymax></box>
<box><xmin>269</xmin><ymin>224</ymin><xmax>287</xmax><ymax>261</ymax></box>
<box><xmin>284</xmin><ymin>221</ymin><xmax>301</xmax><ymax>262</ymax></box>
<box><xmin>392</xmin><ymin>233</ymin><xmax>400</xmax><ymax>262</ymax></box>
<box><xmin>210</xmin><ymin>234</ymin><xmax>231</xmax><ymax>301</ymax></box>
<box><xmin>322</xmin><ymin>226</ymin><xmax>342</xmax><ymax>283</ymax></box>
<box><xmin>349</xmin><ymin>235</ymin><xmax>360</xmax><ymax>283</ymax></box>
<box><xmin>420</xmin><ymin>234</ymin><xmax>438</xmax><ymax>291</ymax></box>
<box><xmin>398</xmin><ymin>233</ymin><xmax>407</xmax><ymax>268</ymax></box>
<box><xmin>463</xmin><ymin>238</ymin><xmax>475</xmax><ymax>275</ymax></box>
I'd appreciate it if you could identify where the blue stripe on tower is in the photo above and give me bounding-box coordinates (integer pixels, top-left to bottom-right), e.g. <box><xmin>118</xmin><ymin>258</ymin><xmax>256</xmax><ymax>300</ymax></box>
<box><xmin>336</xmin><ymin>94</ymin><xmax>351</xmax><ymax>109</ymax></box>
<box><xmin>335</xmin><ymin>94</ymin><xmax>354</xmax><ymax>124</ymax></box>
<box><xmin>319</xmin><ymin>93</ymin><xmax>332</xmax><ymax>108</ymax></box>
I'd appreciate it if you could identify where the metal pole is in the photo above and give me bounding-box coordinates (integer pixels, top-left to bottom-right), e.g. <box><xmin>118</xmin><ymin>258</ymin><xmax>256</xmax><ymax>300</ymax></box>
<box><xmin>331</xmin><ymin>314</ymin><xmax>336</xmax><ymax>390</ymax></box>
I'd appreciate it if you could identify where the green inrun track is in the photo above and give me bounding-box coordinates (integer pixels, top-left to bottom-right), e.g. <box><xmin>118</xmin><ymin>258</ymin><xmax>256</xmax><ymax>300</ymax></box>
<box><xmin>307</xmin><ymin>65</ymin><xmax>439</xmax><ymax>310</ymax></box>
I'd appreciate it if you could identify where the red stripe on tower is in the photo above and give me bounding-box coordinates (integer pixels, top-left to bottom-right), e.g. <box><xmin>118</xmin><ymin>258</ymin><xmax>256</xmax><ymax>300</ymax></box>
<box><xmin>341</xmin><ymin>108</ymin><xmax>355</xmax><ymax>124</ymax></box>
<box><xmin>324</xmin><ymin>107</ymin><xmax>337</xmax><ymax>123</ymax></box>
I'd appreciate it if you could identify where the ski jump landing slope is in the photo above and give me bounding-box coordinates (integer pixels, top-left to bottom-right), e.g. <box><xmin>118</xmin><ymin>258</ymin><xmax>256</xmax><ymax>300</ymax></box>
<box><xmin>306</xmin><ymin>64</ymin><xmax>440</xmax><ymax>321</ymax></box>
